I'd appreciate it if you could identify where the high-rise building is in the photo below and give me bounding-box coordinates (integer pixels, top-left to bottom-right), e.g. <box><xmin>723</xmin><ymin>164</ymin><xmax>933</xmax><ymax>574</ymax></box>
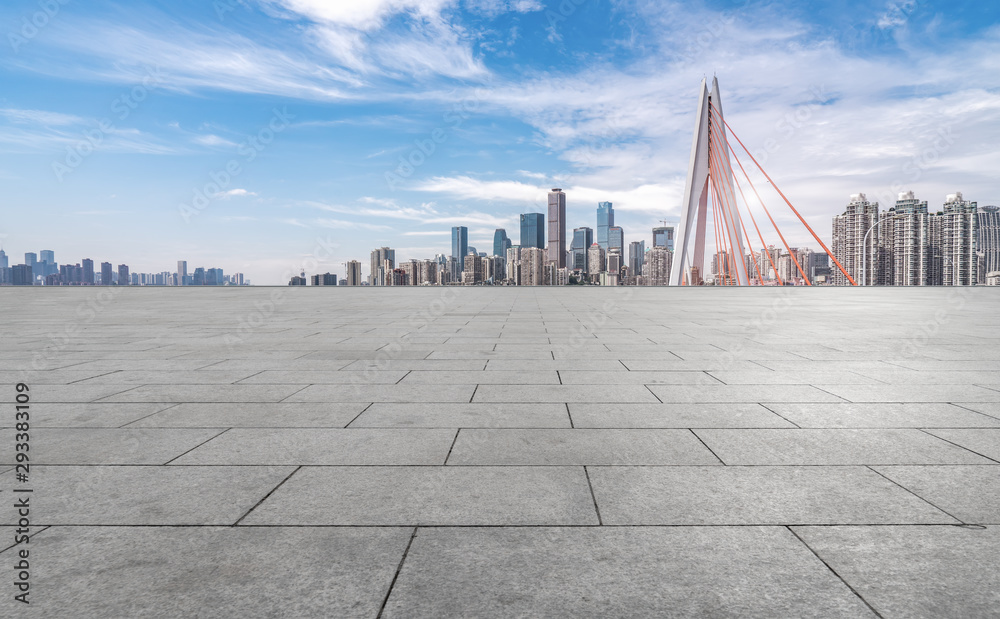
<box><xmin>370</xmin><ymin>247</ymin><xmax>395</xmax><ymax>286</ymax></box>
<box><xmin>451</xmin><ymin>227</ymin><xmax>468</xmax><ymax>262</ymax></box>
<box><xmin>346</xmin><ymin>261</ymin><xmax>362</xmax><ymax>286</ymax></box>
<box><xmin>24</xmin><ymin>253</ymin><xmax>37</xmax><ymax>280</ymax></box>
<box><xmin>0</xmin><ymin>249</ymin><xmax>7</xmax><ymax>269</ymax></box>
<box><xmin>289</xmin><ymin>276</ymin><xmax>306</xmax><ymax>286</ymax></box>
<box><xmin>597</xmin><ymin>202</ymin><xmax>614</xmax><ymax>250</ymax></box>
<box><xmin>978</xmin><ymin>205</ymin><xmax>1000</xmax><ymax>283</ymax></box>
<box><xmin>937</xmin><ymin>192</ymin><xmax>978</xmax><ymax>286</ymax></box>
<box><xmin>311</xmin><ymin>273</ymin><xmax>337</xmax><ymax>286</ymax></box>
<box><xmin>82</xmin><ymin>258</ymin><xmax>94</xmax><ymax>284</ymax></box>
<box><xmin>493</xmin><ymin>229</ymin><xmax>510</xmax><ymax>257</ymax></box>
<box><xmin>629</xmin><ymin>241</ymin><xmax>645</xmax><ymax>278</ymax></box>
<box><xmin>118</xmin><ymin>264</ymin><xmax>130</xmax><ymax>286</ymax></box>
<box><xmin>520</xmin><ymin>247</ymin><xmax>545</xmax><ymax>286</ymax></box>
<box><xmin>885</xmin><ymin>191</ymin><xmax>930</xmax><ymax>286</ymax></box>
<box><xmin>520</xmin><ymin>213</ymin><xmax>544</xmax><ymax>249</ymax></box>
<box><xmin>101</xmin><ymin>262</ymin><xmax>113</xmax><ymax>286</ymax></box>
<box><xmin>417</xmin><ymin>260</ymin><xmax>438</xmax><ymax>286</ymax></box>
<box><xmin>12</xmin><ymin>264</ymin><xmax>33</xmax><ymax>286</ymax></box>
<box><xmin>645</xmin><ymin>246</ymin><xmax>673</xmax><ymax>286</ymax></box>
<box><xmin>506</xmin><ymin>245</ymin><xmax>521</xmax><ymax>285</ymax></box>
<box><xmin>587</xmin><ymin>243</ymin><xmax>606</xmax><ymax>282</ymax></box>
<box><xmin>652</xmin><ymin>226</ymin><xmax>675</xmax><ymax>251</ymax></box>
<box><xmin>608</xmin><ymin>226</ymin><xmax>624</xmax><ymax>255</ymax></box>
<box><xmin>177</xmin><ymin>261</ymin><xmax>188</xmax><ymax>285</ymax></box>
<box><xmin>462</xmin><ymin>254</ymin><xmax>483</xmax><ymax>285</ymax></box>
<box><xmin>570</xmin><ymin>227</ymin><xmax>593</xmax><ymax>273</ymax></box>
<box><xmin>607</xmin><ymin>248</ymin><xmax>622</xmax><ymax>285</ymax></box>
<box><xmin>547</xmin><ymin>188</ymin><xmax>567</xmax><ymax>267</ymax></box>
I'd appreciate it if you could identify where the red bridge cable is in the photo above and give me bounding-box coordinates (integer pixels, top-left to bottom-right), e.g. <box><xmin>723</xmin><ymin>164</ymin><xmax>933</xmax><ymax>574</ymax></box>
<box><xmin>728</xmin><ymin>162</ymin><xmax>780</xmax><ymax>285</ymax></box>
<box><xmin>708</xmin><ymin>123</ymin><xmax>758</xmax><ymax>285</ymax></box>
<box><xmin>708</xmin><ymin>106</ymin><xmax>810</xmax><ymax>285</ymax></box>
<box><xmin>708</xmin><ymin>147</ymin><xmax>738</xmax><ymax>285</ymax></box>
<box><xmin>708</xmin><ymin>103</ymin><xmax>857</xmax><ymax>286</ymax></box>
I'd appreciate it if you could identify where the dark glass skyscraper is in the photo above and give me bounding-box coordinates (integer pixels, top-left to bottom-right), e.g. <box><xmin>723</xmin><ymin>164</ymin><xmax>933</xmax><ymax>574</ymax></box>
<box><xmin>571</xmin><ymin>227</ymin><xmax>593</xmax><ymax>272</ymax></box>
<box><xmin>597</xmin><ymin>202</ymin><xmax>614</xmax><ymax>250</ymax></box>
<box><xmin>101</xmin><ymin>262</ymin><xmax>113</xmax><ymax>286</ymax></box>
<box><xmin>520</xmin><ymin>213</ymin><xmax>545</xmax><ymax>249</ymax></box>
<box><xmin>82</xmin><ymin>258</ymin><xmax>94</xmax><ymax>284</ymax></box>
<box><xmin>548</xmin><ymin>189</ymin><xmax>566</xmax><ymax>267</ymax></box>
<box><xmin>608</xmin><ymin>226</ymin><xmax>624</xmax><ymax>254</ymax></box>
<box><xmin>493</xmin><ymin>229</ymin><xmax>511</xmax><ymax>257</ymax></box>
<box><xmin>451</xmin><ymin>226</ymin><xmax>469</xmax><ymax>260</ymax></box>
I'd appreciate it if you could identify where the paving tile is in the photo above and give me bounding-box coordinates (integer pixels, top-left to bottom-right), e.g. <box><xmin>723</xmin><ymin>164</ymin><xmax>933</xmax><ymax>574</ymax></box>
<box><xmin>649</xmin><ymin>384</ymin><xmax>846</xmax><ymax>403</ymax></box>
<box><xmin>125</xmin><ymin>402</ymin><xmax>369</xmax><ymax>428</ymax></box>
<box><xmin>792</xmin><ymin>525</ymin><xmax>1000</xmax><ymax>619</ymax></box>
<box><xmin>0</xmin><ymin>526</ymin><xmax>411</xmax><ymax>618</ymax></box>
<box><xmin>351</xmin><ymin>403</ymin><xmax>570</xmax><ymax>428</ymax></box>
<box><xmin>0</xmin><ymin>465</ymin><xmax>293</xmax><ymax>525</ymax></box>
<box><xmin>26</xmin><ymin>402</ymin><xmax>176</xmax><ymax>427</ymax></box>
<box><xmin>73</xmin><ymin>370</ymin><xmax>262</xmax><ymax>384</ymax></box>
<box><xmin>473</xmin><ymin>384</ymin><xmax>660</xmax><ymax>403</ymax></box>
<box><xmin>340</xmin><ymin>359</ymin><xmax>487</xmax><ymax>371</ymax></box>
<box><xmin>707</xmin><ymin>371</ymin><xmax>883</xmax><ymax>385</ymax></box>
<box><xmin>96</xmin><ymin>384</ymin><xmax>306</xmax><ymax>402</ymax></box>
<box><xmin>872</xmin><ymin>465</ymin><xmax>1000</xmax><ymax>524</ymax></box>
<box><xmin>447</xmin><ymin>429</ymin><xmax>720</xmax><ymax>465</ymax></box>
<box><xmin>951</xmin><ymin>402</ymin><xmax>1000</xmax><ymax>419</ymax></box>
<box><xmin>816</xmin><ymin>384</ymin><xmax>1000</xmax><ymax>403</ymax></box>
<box><xmin>399</xmin><ymin>370</ymin><xmax>560</xmax><ymax>384</ymax></box>
<box><xmin>588</xmin><ymin>466</ymin><xmax>956</xmax><ymax>525</ymax></box>
<box><xmin>235</xmin><ymin>370</ymin><xmax>408</xmax><ymax>384</ymax></box>
<box><xmin>559</xmin><ymin>370</ymin><xmax>712</xmax><ymax>385</ymax></box>
<box><xmin>0</xmin><ymin>428</ymin><xmax>223</xmax><ymax>464</ymax></box>
<box><xmin>765</xmin><ymin>403</ymin><xmax>1000</xmax><ymax>428</ymax></box>
<box><xmin>171</xmin><ymin>428</ymin><xmax>456</xmax><ymax>465</ymax></box>
<box><xmin>2</xmin><ymin>384</ymin><xmax>136</xmax><ymax>403</ymax></box>
<box><xmin>484</xmin><ymin>359</ymin><xmax>628</xmax><ymax>371</ymax></box>
<box><xmin>694</xmin><ymin>429</ymin><xmax>994</xmax><ymax>465</ymax></box>
<box><xmin>568</xmin><ymin>402</ymin><xmax>795</xmax><ymax>428</ymax></box>
<box><xmin>923</xmin><ymin>429</ymin><xmax>1000</xmax><ymax>461</ymax></box>
<box><xmin>242</xmin><ymin>466</ymin><xmax>597</xmax><ymax>525</ymax></box>
<box><xmin>284</xmin><ymin>384</ymin><xmax>475</xmax><ymax>402</ymax></box>
<box><xmin>382</xmin><ymin>527</ymin><xmax>876</xmax><ymax>618</ymax></box>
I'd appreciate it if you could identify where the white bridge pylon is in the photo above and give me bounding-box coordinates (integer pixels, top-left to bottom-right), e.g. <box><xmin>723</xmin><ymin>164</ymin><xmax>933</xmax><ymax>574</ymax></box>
<box><xmin>670</xmin><ymin>77</ymin><xmax>749</xmax><ymax>286</ymax></box>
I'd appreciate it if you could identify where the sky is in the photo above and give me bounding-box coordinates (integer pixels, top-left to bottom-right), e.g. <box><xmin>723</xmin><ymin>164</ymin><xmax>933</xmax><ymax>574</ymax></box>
<box><xmin>1</xmin><ymin>0</ymin><xmax>998</xmax><ymax>284</ymax></box>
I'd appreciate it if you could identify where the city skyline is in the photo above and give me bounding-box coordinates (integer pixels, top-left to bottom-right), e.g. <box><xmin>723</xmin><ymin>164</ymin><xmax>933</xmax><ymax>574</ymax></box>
<box><xmin>1</xmin><ymin>1</ymin><xmax>999</xmax><ymax>284</ymax></box>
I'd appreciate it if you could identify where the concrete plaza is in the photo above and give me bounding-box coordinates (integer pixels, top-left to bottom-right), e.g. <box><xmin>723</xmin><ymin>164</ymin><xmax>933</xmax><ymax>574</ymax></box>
<box><xmin>2</xmin><ymin>286</ymin><xmax>999</xmax><ymax>617</ymax></box>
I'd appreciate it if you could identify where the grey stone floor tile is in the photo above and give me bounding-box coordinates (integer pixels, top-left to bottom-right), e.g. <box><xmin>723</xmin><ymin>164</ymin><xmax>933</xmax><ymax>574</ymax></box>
<box><xmin>27</xmin><ymin>402</ymin><xmax>177</xmax><ymax>427</ymax></box>
<box><xmin>559</xmin><ymin>370</ymin><xmax>712</xmax><ymax>385</ymax></box>
<box><xmin>351</xmin><ymin>403</ymin><xmax>571</xmax><ymax>428</ymax></box>
<box><xmin>708</xmin><ymin>371</ymin><xmax>883</xmax><ymax>385</ymax></box>
<box><xmin>0</xmin><ymin>465</ymin><xmax>294</xmax><ymax>525</ymax></box>
<box><xmin>0</xmin><ymin>526</ymin><xmax>411</xmax><ymax>618</ymax></box>
<box><xmin>649</xmin><ymin>384</ymin><xmax>846</xmax><ymax>403</ymax></box>
<box><xmin>622</xmin><ymin>358</ymin><xmax>786</xmax><ymax>371</ymax></box>
<box><xmin>951</xmin><ymin>402</ymin><xmax>1000</xmax><ymax>419</ymax></box>
<box><xmin>695</xmin><ymin>429</ymin><xmax>994</xmax><ymax>465</ymax></box>
<box><xmin>448</xmin><ymin>429</ymin><xmax>721</xmax><ymax>465</ymax></box>
<box><xmin>473</xmin><ymin>384</ymin><xmax>660</xmax><ymax>403</ymax></box>
<box><xmin>382</xmin><ymin>527</ymin><xmax>876</xmax><ymax>618</ymax></box>
<box><xmin>2</xmin><ymin>384</ymin><xmax>137</xmax><ymax>403</ymax></box>
<box><xmin>872</xmin><ymin>465</ymin><xmax>1000</xmax><ymax>524</ymax></box>
<box><xmin>203</xmin><ymin>359</ymin><xmax>355</xmax><ymax>371</ymax></box>
<box><xmin>816</xmin><ymin>384</ymin><xmax>1000</xmax><ymax>403</ymax></box>
<box><xmin>96</xmin><ymin>384</ymin><xmax>307</xmax><ymax>402</ymax></box>
<box><xmin>284</xmin><ymin>384</ymin><xmax>475</xmax><ymax>402</ymax></box>
<box><xmin>484</xmin><ymin>358</ymin><xmax>628</xmax><ymax>371</ymax></box>
<box><xmin>242</xmin><ymin>466</ymin><xmax>598</xmax><ymax>525</ymax></box>
<box><xmin>569</xmin><ymin>402</ymin><xmax>796</xmax><ymax>428</ymax></box>
<box><xmin>766</xmin><ymin>403</ymin><xmax>1000</xmax><ymax>428</ymax></box>
<box><xmin>235</xmin><ymin>370</ymin><xmax>408</xmax><ymax>384</ymax></box>
<box><xmin>73</xmin><ymin>369</ymin><xmax>262</xmax><ymax>384</ymax></box>
<box><xmin>426</xmin><ymin>350</ymin><xmax>555</xmax><ymax>359</ymax></box>
<box><xmin>923</xmin><ymin>429</ymin><xmax>1000</xmax><ymax>461</ymax></box>
<box><xmin>171</xmin><ymin>428</ymin><xmax>456</xmax><ymax>465</ymax></box>
<box><xmin>792</xmin><ymin>525</ymin><xmax>1000</xmax><ymax>619</ymax></box>
<box><xmin>300</xmin><ymin>350</ymin><xmax>432</xmax><ymax>360</ymax></box>
<box><xmin>0</xmin><ymin>428</ymin><xmax>224</xmax><ymax>464</ymax></box>
<box><xmin>400</xmin><ymin>370</ymin><xmax>560</xmax><ymax>384</ymax></box>
<box><xmin>340</xmin><ymin>359</ymin><xmax>487</xmax><ymax>371</ymax></box>
<box><xmin>588</xmin><ymin>466</ymin><xmax>957</xmax><ymax>525</ymax></box>
<box><xmin>126</xmin><ymin>402</ymin><xmax>369</xmax><ymax>427</ymax></box>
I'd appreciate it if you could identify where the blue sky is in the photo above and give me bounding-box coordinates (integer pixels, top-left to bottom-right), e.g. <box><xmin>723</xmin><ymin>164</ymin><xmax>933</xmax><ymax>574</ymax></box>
<box><xmin>1</xmin><ymin>0</ymin><xmax>998</xmax><ymax>283</ymax></box>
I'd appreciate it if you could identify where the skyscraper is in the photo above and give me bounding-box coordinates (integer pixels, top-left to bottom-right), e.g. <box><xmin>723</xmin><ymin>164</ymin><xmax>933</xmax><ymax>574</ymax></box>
<box><xmin>346</xmin><ymin>261</ymin><xmax>362</xmax><ymax>286</ymax></box>
<box><xmin>520</xmin><ymin>247</ymin><xmax>545</xmax><ymax>286</ymax></box>
<box><xmin>608</xmin><ymin>226</ymin><xmax>624</xmax><ymax>255</ymax></box>
<box><xmin>978</xmin><ymin>205</ymin><xmax>1000</xmax><ymax>282</ymax></box>
<box><xmin>652</xmin><ymin>226</ymin><xmax>675</xmax><ymax>251</ymax></box>
<box><xmin>370</xmin><ymin>247</ymin><xmax>395</xmax><ymax>286</ymax></box>
<box><xmin>570</xmin><ymin>227</ymin><xmax>593</xmax><ymax>272</ymax></box>
<box><xmin>588</xmin><ymin>243</ymin><xmax>606</xmax><ymax>281</ymax></box>
<box><xmin>101</xmin><ymin>262</ymin><xmax>113</xmax><ymax>286</ymax></box>
<box><xmin>451</xmin><ymin>227</ymin><xmax>469</xmax><ymax>262</ymax></box>
<box><xmin>888</xmin><ymin>191</ymin><xmax>930</xmax><ymax>286</ymax></box>
<box><xmin>645</xmin><ymin>246</ymin><xmax>673</xmax><ymax>286</ymax></box>
<box><xmin>831</xmin><ymin>193</ymin><xmax>879</xmax><ymax>286</ymax></box>
<box><xmin>0</xmin><ymin>249</ymin><xmax>7</xmax><ymax>269</ymax></box>
<box><xmin>547</xmin><ymin>188</ymin><xmax>567</xmax><ymax>267</ymax></box>
<box><xmin>118</xmin><ymin>264</ymin><xmax>130</xmax><ymax>286</ymax></box>
<box><xmin>493</xmin><ymin>229</ymin><xmax>510</xmax><ymax>257</ymax></box>
<box><xmin>597</xmin><ymin>202</ymin><xmax>614</xmax><ymax>250</ymax></box>
<box><xmin>82</xmin><ymin>258</ymin><xmax>94</xmax><ymax>284</ymax></box>
<box><xmin>177</xmin><ymin>261</ymin><xmax>188</xmax><ymax>286</ymax></box>
<box><xmin>520</xmin><ymin>213</ymin><xmax>545</xmax><ymax>249</ymax></box>
<box><xmin>629</xmin><ymin>241</ymin><xmax>645</xmax><ymax>278</ymax></box>
<box><xmin>937</xmin><ymin>192</ymin><xmax>978</xmax><ymax>286</ymax></box>
<box><xmin>25</xmin><ymin>252</ymin><xmax>37</xmax><ymax>279</ymax></box>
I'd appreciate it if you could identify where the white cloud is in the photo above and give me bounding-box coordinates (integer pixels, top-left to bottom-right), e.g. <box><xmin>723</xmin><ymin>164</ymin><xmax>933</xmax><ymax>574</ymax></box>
<box><xmin>194</xmin><ymin>134</ymin><xmax>239</xmax><ymax>148</ymax></box>
<box><xmin>215</xmin><ymin>188</ymin><xmax>258</xmax><ymax>199</ymax></box>
<box><xmin>0</xmin><ymin>108</ymin><xmax>83</xmax><ymax>126</ymax></box>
